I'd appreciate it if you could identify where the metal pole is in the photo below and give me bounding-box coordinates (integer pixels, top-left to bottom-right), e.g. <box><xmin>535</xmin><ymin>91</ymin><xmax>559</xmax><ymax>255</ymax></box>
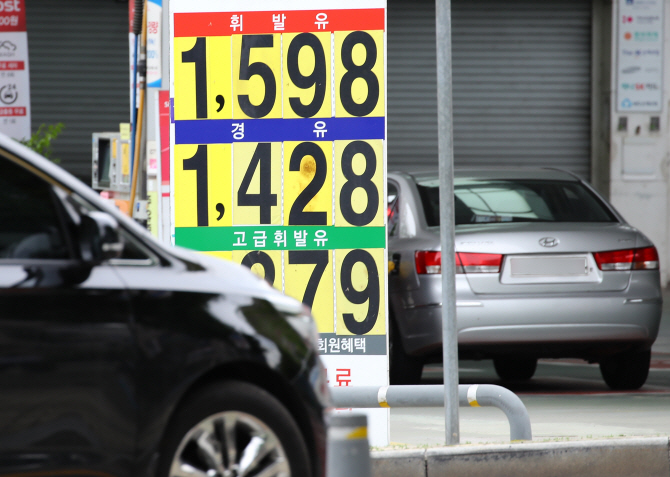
<box><xmin>330</xmin><ymin>385</ymin><xmax>533</xmax><ymax>442</ymax></box>
<box><xmin>326</xmin><ymin>413</ymin><xmax>372</xmax><ymax>477</ymax></box>
<box><xmin>435</xmin><ymin>0</ymin><xmax>459</xmax><ymax>445</ymax></box>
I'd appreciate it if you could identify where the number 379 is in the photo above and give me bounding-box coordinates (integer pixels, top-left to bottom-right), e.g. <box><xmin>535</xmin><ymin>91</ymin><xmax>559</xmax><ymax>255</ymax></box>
<box><xmin>243</xmin><ymin>247</ymin><xmax>385</xmax><ymax>336</ymax></box>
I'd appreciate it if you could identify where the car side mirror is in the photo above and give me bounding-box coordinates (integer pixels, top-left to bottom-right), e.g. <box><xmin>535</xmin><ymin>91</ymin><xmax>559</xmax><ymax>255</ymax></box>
<box><xmin>79</xmin><ymin>211</ymin><xmax>124</xmax><ymax>265</ymax></box>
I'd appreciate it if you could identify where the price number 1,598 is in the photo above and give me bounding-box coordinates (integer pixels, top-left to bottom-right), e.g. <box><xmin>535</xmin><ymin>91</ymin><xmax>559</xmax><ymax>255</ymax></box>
<box><xmin>174</xmin><ymin>29</ymin><xmax>384</xmax><ymax>120</ymax></box>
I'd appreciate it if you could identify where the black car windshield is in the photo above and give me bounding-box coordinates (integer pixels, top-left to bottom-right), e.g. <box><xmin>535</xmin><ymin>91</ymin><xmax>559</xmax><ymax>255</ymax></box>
<box><xmin>416</xmin><ymin>178</ymin><xmax>618</xmax><ymax>226</ymax></box>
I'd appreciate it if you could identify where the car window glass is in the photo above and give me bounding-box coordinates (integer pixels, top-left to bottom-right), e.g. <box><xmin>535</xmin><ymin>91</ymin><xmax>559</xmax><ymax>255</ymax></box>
<box><xmin>111</xmin><ymin>229</ymin><xmax>157</xmax><ymax>265</ymax></box>
<box><xmin>456</xmin><ymin>182</ymin><xmax>553</xmax><ymax>222</ymax></box>
<box><xmin>387</xmin><ymin>182</ymin><xmax>399</xmax><ymax>236</ymax></box>
<box><xmin>0</xmin><ymin>156</ymin><xmax>70</xmax><ymax>259</ymax></box>
<box><xmin>65</xmin><ymin>193</ymin><xmax>157</xmax><ymax>265</ymax></box>
<box><xmin>417</xmin><ymin>178</ymin><xmax>617</xmax><ymax>226</ymax></box>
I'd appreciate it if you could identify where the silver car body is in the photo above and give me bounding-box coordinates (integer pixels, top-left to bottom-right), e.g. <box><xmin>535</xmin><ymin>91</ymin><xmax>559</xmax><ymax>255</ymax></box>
<box><xmin>387</xmin><ymin>169</ymin><xmax>662</xmax><ymax>366</ymax></box>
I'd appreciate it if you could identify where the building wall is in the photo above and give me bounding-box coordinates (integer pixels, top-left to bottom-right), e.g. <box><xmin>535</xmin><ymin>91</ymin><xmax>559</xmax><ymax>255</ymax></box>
<box><xmin>387</xmin><ymin>0</ymin><xmax>593</xmax><ymax>177</ymax></box>
<box><xmin>27</xmin><ymin>0</ymin><xmax>129</xmax><ymax>183</ymax></box>
<box><xmin>608</xmin><ymin>0</ymin><xmax>669</xmax><ymax>285</ymax></box>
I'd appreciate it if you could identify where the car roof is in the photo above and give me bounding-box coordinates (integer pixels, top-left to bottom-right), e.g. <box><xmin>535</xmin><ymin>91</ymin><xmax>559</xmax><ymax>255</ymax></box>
<box><xmin>391</xmin><ymin>167</ymin><xmax>582</xmax><ymax>183</ymax></box>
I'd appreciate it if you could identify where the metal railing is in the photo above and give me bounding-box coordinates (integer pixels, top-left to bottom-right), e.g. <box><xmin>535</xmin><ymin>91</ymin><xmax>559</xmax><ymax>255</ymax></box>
<box><xmin>331</xmin><ymin>384</ymin><xmax>532</xmax><ymax>442</ymax></box>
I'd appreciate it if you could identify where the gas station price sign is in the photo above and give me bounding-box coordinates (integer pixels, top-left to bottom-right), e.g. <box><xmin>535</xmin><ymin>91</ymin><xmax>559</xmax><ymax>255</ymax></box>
<box><xmin>170</xmin><ymin>3</ymin><xmax>388</xmax><ymax>441</ymax></box>
<box><xmin>170</xmin><ymin>0</ymin><xmax>387</xmax><ymax>333</ymax></box>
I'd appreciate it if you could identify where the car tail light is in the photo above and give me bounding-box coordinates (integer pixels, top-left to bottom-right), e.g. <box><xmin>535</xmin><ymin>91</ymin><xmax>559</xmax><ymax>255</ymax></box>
<box><xmin>633</xmin><ymin>246</ymin><xmax>659</xmax><ymax>270</ymax></box>
<box><xmin>593</xmin><ymin>246</ymin><xmax>659</xmax><ymax>271</ymax></box>
<box><xmin>415</xmin><ymin>251</ymin><xmax>503</xmax><ymax>274</ymax></box>
<box><xmin>415</xmin><ymin>251</ymin><xmax>442</xmax><ymax>274</ymax></box>
<box><xmin>458</xmin><ymin>252</ymin><xmax>503</xmax><ymax>273</ymax></box>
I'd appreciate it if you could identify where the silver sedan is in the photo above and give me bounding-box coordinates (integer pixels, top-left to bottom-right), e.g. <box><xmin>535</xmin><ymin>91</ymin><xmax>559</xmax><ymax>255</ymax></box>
<box><xmin>387</xmin><ymin>169</ymin><xmax>662</xmax><ymax>390</ymax></box>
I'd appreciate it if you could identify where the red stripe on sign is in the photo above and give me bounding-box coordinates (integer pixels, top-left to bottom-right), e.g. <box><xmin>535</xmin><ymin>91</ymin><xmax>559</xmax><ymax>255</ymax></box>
<box><xmin>0</xmin><ymin>106</ymin><xmax>26</xmax><ymax>116</ymax></box>
<box><xmin>0</xmin><ymin>61</ymin><xmax>24</xmax><ymax>70</ymax></box>
<box><xmin>159</xmin><ymin>90</ymin><xmax>171</xmax><ymax>184</ymax></box>
<box><xmin>174</xmin><ymin>8</ymin><xmax>384</xmax><ymax>37</ymax></box>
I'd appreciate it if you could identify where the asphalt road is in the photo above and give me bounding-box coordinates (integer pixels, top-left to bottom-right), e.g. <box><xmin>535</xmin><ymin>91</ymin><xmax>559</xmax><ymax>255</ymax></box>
<box><xmin>388</xmin><ymin>290</ymin><xmax>670</xmax><ymax>447</ymax></box>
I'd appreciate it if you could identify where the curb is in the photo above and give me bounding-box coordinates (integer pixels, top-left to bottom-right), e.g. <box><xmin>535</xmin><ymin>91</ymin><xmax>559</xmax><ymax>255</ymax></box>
<box><xmin>371</xmin><ymin>437</ymin><xmax>670</xmax><ymax>477</ymax></box>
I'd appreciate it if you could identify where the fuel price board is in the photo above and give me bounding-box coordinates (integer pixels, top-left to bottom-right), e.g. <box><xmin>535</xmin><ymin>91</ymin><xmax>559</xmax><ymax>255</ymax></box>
<box><xmin>170</xmin><ymin>0</ymin><xmax>388</xmax><ymax>444</ymax></box>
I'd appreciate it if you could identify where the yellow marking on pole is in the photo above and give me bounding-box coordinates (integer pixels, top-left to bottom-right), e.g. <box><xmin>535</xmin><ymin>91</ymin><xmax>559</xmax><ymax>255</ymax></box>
<box><xmin>347</xmin><ymin>426</ymin><xmax>368</xmax><ymax>440</ymax></box>
<box><xmin>377</xmin><ymin>386</ymin><xmax>390</xmax><ymax>408</ymax></box>
<box><xmin>467</xmin><ymin>385</ymin><xmax>480</xmax><ymax>407</ymax></box>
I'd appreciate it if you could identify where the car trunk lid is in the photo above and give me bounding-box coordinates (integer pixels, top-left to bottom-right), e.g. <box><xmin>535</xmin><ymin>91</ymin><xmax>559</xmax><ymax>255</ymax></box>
<box><xmin>449</xmin><ymin>222</ymin><xmax>641</xmax><ymax>294</ymax></box>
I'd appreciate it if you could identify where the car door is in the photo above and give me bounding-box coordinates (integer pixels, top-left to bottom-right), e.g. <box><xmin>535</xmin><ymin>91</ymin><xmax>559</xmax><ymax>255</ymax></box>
<box><xmin>0</xmin><ymin>153</ymin><xmax>136</xmax><ymax>476</ymax></box>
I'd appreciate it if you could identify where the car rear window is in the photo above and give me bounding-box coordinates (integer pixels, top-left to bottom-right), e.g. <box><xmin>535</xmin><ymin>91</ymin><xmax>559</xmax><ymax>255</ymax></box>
<box><xmin>416</xmin><ymin>178</ymin><xmax>618</xmax><ymax>226</ymax></box>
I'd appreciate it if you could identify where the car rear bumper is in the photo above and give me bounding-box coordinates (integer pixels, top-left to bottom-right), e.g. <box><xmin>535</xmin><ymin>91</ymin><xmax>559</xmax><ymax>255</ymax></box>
<box><xmin>401</xmin><ymin>295</ymin><xmax>662</xmax><ymax>359</ymax></box>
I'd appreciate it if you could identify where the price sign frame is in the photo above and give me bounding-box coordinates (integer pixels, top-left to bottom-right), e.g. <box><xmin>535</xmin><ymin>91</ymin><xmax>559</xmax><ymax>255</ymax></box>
<box><xmin>169</xmin><ymin>0</ymin><xmax>389</xmax><ymax>445</ymax></box>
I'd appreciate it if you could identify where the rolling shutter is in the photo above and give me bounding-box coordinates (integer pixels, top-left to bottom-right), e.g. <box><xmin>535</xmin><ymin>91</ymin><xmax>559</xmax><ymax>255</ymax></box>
<box><xmin>26</xmin><ymin>0</ymin><xmax>129</xmax><ymax>182</ymax></box>
<box><xmin>387</xmin><ymin>0</ymin><xmax>592</xmax><ymax>179</ymax></box>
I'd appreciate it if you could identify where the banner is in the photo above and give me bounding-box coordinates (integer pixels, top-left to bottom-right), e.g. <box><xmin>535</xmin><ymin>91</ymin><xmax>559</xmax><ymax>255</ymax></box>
<box><xmin>617</xmin><ymin>0</ymin><xmax>663</xmax><ymax>111</ymax></box>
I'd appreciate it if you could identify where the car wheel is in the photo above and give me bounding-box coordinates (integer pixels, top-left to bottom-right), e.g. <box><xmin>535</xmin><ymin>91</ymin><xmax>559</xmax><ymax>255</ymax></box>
<box><xmin>599</xmin><ymin>349</ymin><xmax>651</xmax><ymax>390</ymax></box>
<box><xmin>389</xmin><ymin>315</ymin><xmax>423</xmax><ymax>385</ymax></box>
<box><xmin>158</xmin><ymin>380</ymin><xmax>312</xmax><ymax>477</ymax></box>
<box><xmin>493</xmin><ymin>357</ymin><xmax>537</xmax><ymax>381</ymax></box>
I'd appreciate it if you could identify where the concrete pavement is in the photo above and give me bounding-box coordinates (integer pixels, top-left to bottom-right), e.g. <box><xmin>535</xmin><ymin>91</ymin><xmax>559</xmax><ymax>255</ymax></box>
<box><xmin>371</xmin><ymin>437</ymin><xmax>670</xmax><ymax>477</ymax></box>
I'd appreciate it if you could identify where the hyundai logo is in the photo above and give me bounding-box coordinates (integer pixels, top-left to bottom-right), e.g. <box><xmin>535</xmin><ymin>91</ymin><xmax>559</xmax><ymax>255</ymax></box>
<box><xmin>539</xmin><ymin>237</ymin><xmax>559</xmax><ymax>248</ymax></box>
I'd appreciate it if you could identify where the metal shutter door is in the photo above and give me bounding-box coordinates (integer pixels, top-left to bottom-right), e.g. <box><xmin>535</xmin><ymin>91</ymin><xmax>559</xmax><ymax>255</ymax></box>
<box><xmin>27</xmin><ymin>0</ymin><xmax>129</xmax><ymax>182</ymax></box>
<box><xmin>387</xmin><ymin>0</ymin><xmax>592</xmax><ymax>178</ymax></box>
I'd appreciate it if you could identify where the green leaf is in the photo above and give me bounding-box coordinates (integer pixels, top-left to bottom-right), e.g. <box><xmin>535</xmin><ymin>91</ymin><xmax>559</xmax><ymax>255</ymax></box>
<box><xmin>17</xmin><ymin>122</ymin><xmax>65</xmax><ymax>163</ymax></box>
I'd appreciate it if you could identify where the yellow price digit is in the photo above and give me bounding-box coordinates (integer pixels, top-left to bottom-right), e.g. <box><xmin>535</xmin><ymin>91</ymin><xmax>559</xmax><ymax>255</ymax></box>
<box><xmin>335</xmin><ymin>30</ymin><xmax>385</xmax><ymax>118</ymax></box>
<box><xmin>282</xmin><ymin>32</ymin><xmax>331</xmax><ymax>119</ymax></box>
<box><xmin>336</xmin><ymin>248</ymin><xmax>385</xmax><ymax>336</ymax></box>
<box><xmin>233</xmin><ymin>34</ymin><xmax>282</xmax><ymax>119</ymax></box>
<box><xmin>284</xmin><ymin>250</ymin><xmax>334</xmax><ymax>333</ymax></box>
<box><xmin>233</xmin><ymin>250</ymin><xmax>282</xmax><ymax>290</ymax></box>
<box><xmin>174</xmin><ymin>36</ymin><xmax>232</xmax><ymax>120</ymax></box>
<box><xmin>174</xmin><ymin>144</ymin><xmax>232</xmax><ymax>228</ymax></box>
<box><xmin>334</xmin><ymin>140</ymin><xmax>383</xmax><ymax>227</ymax></box>
<box><xmin>232</xmin><ymin>142</ymin><xmax>282</xmax><ymax>225</ymax></box>
<box><xmin>284</xmin><ymin>141</ymin><xmax>332</xmax><ymax>226</ymax></box>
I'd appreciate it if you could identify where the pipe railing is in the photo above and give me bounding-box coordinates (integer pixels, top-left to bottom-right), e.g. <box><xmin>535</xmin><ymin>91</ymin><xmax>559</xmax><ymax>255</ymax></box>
<box><xmin>331</xmin><ymin>384</ymin><xmax>532</xmax><ymax>442</ymax></box>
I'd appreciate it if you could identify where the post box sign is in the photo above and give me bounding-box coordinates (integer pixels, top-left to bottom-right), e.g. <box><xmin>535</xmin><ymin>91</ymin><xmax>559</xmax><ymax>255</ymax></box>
<box><xmin>169</xmin><ymin>0</ymin><xmax>388</xmax><ymax>444</ymax></box>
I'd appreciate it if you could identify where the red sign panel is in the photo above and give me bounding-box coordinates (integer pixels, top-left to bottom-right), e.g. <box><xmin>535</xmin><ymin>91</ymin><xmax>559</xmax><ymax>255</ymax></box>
<box><xmin>0</xmin><ymin>61</ymin><xmax>23</xmax><ymax>70</ymax></box>
<box><xmin>174</xmin><ymin>8</ymin><xmax>385</xmax><ymax>37</ymax></box>
<box><xmin>0</xmin><ymin>106</ymin><xmax>26</xmax><ymax>116</ymax></box>
<box><xmin>0</xmin><ymin>0</ymin><xmax>25</xmax><ymax>33</ymax></box>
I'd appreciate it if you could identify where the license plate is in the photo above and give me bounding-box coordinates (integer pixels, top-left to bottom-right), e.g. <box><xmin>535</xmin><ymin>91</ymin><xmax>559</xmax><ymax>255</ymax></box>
<box><xmin>501</xmin><ymin>254</ymin><xmax>599</xmax><ymax>284</ymax></box>
<box><xmin>509</xmin><ymin>256</ymin><xmax>588</xmax><ymax>277</ymax></box>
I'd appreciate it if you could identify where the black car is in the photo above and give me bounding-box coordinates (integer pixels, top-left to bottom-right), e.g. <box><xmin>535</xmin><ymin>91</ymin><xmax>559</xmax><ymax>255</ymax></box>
<box><xmin>0</xmin><ymin>133</ymin><xmax>329</xmax><ymax>477</ymax></box>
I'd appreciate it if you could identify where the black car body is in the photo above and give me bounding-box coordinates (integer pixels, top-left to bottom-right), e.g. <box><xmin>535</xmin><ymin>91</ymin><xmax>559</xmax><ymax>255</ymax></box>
<box><xmin>0</xmin><ymin>134</ymin><xmax>329</xmax><ymax>477</ymax></box>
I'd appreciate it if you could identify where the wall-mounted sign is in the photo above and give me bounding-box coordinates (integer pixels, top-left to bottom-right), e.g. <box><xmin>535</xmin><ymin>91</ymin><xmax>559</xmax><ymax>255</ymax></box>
<box><xmin>170</xmin><ymin>0</ymin><xmax>388</xmax><ymax>445</ymax></box>
<box><xmin>0</xmin><ymin>0</ymin><xmax>30</xmax><ymax>140</ymax></box>
<box><xmin>146</xmin><ymin>0</ymin><xmax>162</xmax><ymax>88</ymax></box>
<box><xmin>617</xmin><ymin>0</ymin><xmax>663</xmax><ymax>112</ymax></box>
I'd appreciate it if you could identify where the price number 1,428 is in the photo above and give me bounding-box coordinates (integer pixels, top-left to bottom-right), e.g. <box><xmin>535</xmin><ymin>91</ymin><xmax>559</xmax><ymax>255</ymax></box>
<box><xmin>175</xmin><ymin>139</ymin><xmax>383</xmax><ymax>228</ymax></box>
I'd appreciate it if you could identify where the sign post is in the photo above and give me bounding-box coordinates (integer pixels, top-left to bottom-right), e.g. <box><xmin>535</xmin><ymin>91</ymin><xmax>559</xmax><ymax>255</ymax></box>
<box><xmin>0</xmin><ymin>0</ymin><xmax>30</xmax><ymax>141</ymax></box>
<box><xmin>170</xmin><ymin>0</ymin><xmax>389</xmax><ymax>445</ymax></box>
